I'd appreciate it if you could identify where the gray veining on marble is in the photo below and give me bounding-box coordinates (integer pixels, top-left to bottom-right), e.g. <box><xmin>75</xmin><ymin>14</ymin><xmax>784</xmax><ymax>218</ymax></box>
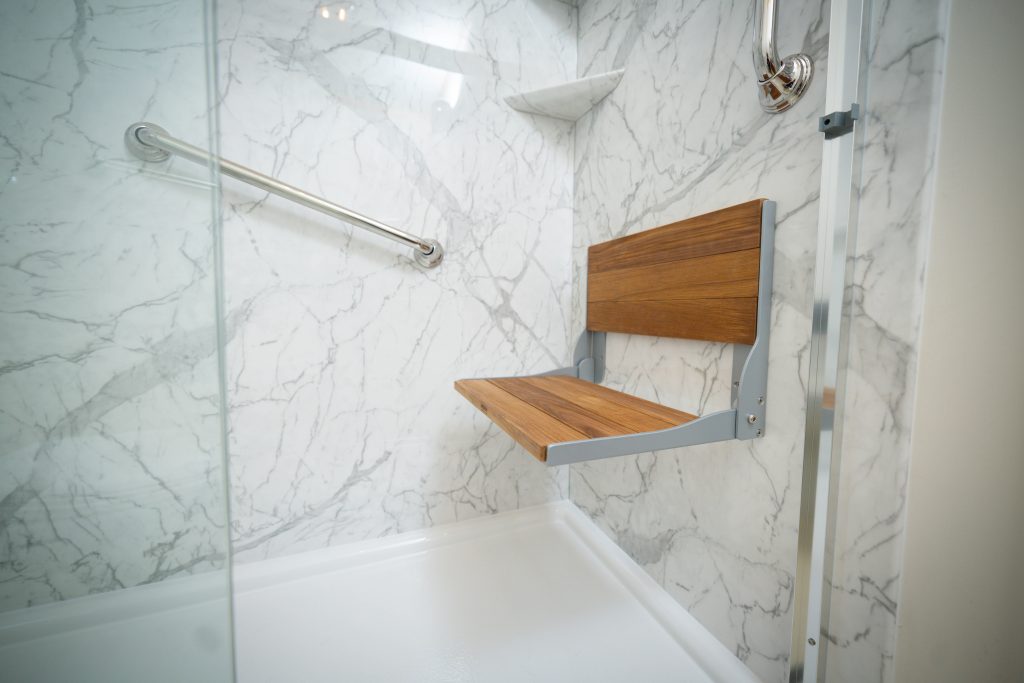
<box><xmin>567</xmin><ymin>1</ymin><xmax>948</xmax><ymax>682</ymax></box>
<box><xmin>0</xmin><ymin>0</ymin><xmax>230</xmax><ymax>611</ymax></box>
<box><xmin>217</xmin><ymin>0</ymin><xmax>576</xmax><ymax>562</ymax></box>
<box><xmin>568</xmin><ymin>0</ymin><xmax>828</xmax><ymax>678</ymax></box>
<box><xmin>823</xmin><ymin>1</ymin><xmax>949</xmax><ymax>681</ymax></box>
<box><xmin>1</xmin><ymin>6</ymin><xmax>951</xmax><ymax>680</ymax></box>
<box><xmin>568</xmin><ymin>0</ymin><xmax>788</xmax><ymax>678</ymax></box>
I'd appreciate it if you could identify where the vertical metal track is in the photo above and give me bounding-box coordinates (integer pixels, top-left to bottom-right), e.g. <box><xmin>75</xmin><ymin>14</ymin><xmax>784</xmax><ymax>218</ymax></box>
<box><xmin>787</xmin><ymin>0</ymin><xmax>869</xmax><ymax>680</ymax></box>
<box><xmin>199</xmin><ymin>0</ymin><xmax>239</xmax><ymax>679</ymax></box>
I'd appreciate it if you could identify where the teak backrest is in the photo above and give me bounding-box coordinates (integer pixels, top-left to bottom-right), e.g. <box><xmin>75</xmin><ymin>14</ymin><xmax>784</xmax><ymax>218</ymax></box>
<box><xmin>586</xmin><ymin>199</ymin><xmax>765</xmax><ymax>346</ymax></box>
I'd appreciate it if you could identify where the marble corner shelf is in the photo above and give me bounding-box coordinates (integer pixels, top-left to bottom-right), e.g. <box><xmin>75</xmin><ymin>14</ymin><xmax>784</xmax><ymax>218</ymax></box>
<box><xmin>455</xmin><ymin>200</ymin><xmax>777</xmax><ymax>466</ymax></box>
<box><xmin>504</xmin><ymin>69</ymin><xmax>625</xmax><ymax>122</ymax></box>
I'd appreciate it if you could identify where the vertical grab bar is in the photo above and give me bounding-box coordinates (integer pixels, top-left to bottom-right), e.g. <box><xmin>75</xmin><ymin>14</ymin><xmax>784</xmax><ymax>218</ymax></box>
<box><xmin>124</xmin><ymin>122</ymin><xmax>444</xmax><ymax>268</ymax></box>
<box><xmin>753</xmin><ymin>0</ymin><xmax>814</xmax><ymax>113</ymax></box>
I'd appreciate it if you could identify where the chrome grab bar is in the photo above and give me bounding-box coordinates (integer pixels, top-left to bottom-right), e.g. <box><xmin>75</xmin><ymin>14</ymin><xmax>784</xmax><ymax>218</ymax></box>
<box><xmin>123</xmin><ymin>122</ymin><xmax>443</xmax><ymax>268</ymax></box>
<box><xmin>753</xmin><ymin>0</ymin><xmax>814</xmax><ymax>113</ymax></box>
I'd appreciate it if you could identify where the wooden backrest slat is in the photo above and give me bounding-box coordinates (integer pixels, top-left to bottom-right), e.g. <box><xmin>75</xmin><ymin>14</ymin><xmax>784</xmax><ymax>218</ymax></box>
<box><xmin>586</xmin><ymin>199</ymin><xmax>764</xmax><ymax>345</ymax></box>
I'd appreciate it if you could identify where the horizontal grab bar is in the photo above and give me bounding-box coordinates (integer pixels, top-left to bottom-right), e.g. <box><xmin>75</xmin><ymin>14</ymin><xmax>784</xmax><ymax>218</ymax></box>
<box><xmin>123</xmin><ymin>122</ymin><xmax>443</xmax><ymax>268</ymax></box>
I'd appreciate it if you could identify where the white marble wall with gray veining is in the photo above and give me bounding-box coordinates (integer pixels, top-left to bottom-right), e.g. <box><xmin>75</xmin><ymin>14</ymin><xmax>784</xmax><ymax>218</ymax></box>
<box><xmin>0</xmin><ymin>4</ymin><xmax>951</xmax><ymax>681</ymax></box>
<box><xmin>0</xmin><ymin>0</ymin><xmax>230</xmax><ymax>611</ymax></box>
<box><xmin>824</xmin><ymin>1</ymin><xmax>948</xmax><ymax>681</ymax></box>
<box><xmin>567</xmin><ymin>2</ymin><xmax>948</xmax><ymax>682</ymax></box>
<box><xmin>217</xmin><ymin>0</ymin><xmax>576</xmax><ymax>561</ymax></box>
<box><xmin>569</xmin><ymin>1</ymin><xmax>827</xmax><ymax>680</ymax></box>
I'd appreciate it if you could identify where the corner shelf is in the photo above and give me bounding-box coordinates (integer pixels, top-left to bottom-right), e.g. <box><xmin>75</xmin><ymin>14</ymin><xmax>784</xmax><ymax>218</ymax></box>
<box><xmin>455</xmin><ymin>200</ymin><xmax>776</xmax><ymax>466</ymax></box>
<box><xmin>505</xmin><ymin>69</ymin><xmax>625</xmax><ymax>122</ymax></box>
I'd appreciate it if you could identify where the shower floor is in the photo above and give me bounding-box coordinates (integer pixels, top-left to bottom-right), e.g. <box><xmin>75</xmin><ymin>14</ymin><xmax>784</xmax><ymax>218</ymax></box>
<box><xmin>233</xmin><ymin>502</ymin><xmax>756</xmax><ymax>683</ymax></box>
<box><xmin>0</xmin><ymin>503</ymin><xmax>757</xmax><ymax>683</ymax></box>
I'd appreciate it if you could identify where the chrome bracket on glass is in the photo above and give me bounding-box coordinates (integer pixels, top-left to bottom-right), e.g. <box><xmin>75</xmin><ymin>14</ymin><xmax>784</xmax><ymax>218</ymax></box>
<box><xmin>123</xmin><ymin>122</ymin><xmax>444</xmax><ymax>268</ymax></box>
<box><xmin>818</xmin><ymin>103</ymin><xmax>860</xmax><ymax>140</ymax></box>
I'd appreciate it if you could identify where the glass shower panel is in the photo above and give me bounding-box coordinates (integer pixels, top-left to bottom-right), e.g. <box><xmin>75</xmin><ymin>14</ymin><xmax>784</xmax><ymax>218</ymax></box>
<box><xmin>789</xmin><ymin>0</ymin><xmax>950</xmax><ymax>680</ymax></box>
<box><xmin>819</xmin><ymin>0</ymin><xmax>950</xmax><ymax>680</ymax></box>
<box><xmin>0</xmin><ymin>1</ymin><xmax>233</xmax><ymax>681</ymax></box>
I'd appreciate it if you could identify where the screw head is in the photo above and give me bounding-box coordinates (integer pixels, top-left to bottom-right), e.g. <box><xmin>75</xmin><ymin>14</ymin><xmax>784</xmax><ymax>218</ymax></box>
<box><xmin>808</xmin><ymin>637</ymin><xmax>817</xmax><ymax>646</ymax></box>
<box><xmin>747</xmin><ymin>414</ymin><xmax>758</xmax><ymax>425</ymax></box>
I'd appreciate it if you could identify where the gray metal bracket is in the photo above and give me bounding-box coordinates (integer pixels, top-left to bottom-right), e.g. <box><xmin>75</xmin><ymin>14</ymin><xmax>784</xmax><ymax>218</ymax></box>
<box><xmin>543</xmin><ymin>201</ymin><xmax>775</xmax><ymax>466</ymax></box>
<box><xmin>572</xmin><ymin>330</ymin><xmax>605</xmax><ymax>383</ymax></box>
<box><xmin>546</xmin><ymin>409</ymin><xmax>738</xmax><ymax>466</ymax></box>
<box><xmin>734</xmin><ymin>199</ymin><xmax>774</xmax><ymax>440</ymax></box>
<box><xmin>818</xmin><ymin>103</ymin><xmax>860</xmax><ymax>140</ymax></box>
<box><xmin>534</xmin><ymin>330</ymin><xmax>606</xmax><ymax>382</ymax></box>
<box><xmin>730</xmin><ymin>343</ymin><xmax>751</xmax><ymax>407</ymax></box>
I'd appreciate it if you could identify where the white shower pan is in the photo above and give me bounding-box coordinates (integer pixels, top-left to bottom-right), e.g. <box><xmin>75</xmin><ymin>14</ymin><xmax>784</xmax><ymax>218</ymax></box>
<box><xmin>0</xmin><ymin>502</ymin><xmax>759</xmax><ymax>683</ymax></box>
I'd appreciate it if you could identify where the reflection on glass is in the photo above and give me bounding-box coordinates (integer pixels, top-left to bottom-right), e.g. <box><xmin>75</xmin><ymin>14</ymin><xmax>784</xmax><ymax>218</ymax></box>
<box><xmin>0</xmin><ymin>0</ymin><xmax>234</xmax><ymax>681</ymax></box>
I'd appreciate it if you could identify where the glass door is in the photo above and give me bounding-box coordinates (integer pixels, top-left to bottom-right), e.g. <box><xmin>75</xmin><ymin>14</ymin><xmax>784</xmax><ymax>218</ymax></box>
<box><xmin>790</xmin><ymin>0</ymin><xmax>950</xmax><ymax>680</ymax></box>
<box><xmin>0</xmin><ymin>1</ymin><xmax>233</xmax><ymax>681</ymax></box>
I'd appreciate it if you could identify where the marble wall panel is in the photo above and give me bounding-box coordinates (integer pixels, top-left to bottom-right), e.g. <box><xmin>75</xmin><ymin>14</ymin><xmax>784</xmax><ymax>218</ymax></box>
<box><xmin>218</xmin><ymin>0</ymin><xmax>577</xmax><ymax>561</ymax></box>
<box><xmin>0</xmin><ymin>0</ymin><xmax>229</xmax><ymax>611</ymax></box>
<box><xmin>823</xmin><ymin>1</ymin><xmax>949</xmax><ymax>680</ymax></box>
<box><xmin>568</xmin><ymin>1</ymin><xmax>948</xmax><ymax>682</ymax></box>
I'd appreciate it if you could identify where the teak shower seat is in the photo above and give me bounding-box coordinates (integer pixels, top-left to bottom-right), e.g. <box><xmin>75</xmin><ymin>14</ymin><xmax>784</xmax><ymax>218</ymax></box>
<box><xmin>455</xmin><ymin>199</ymin><xmax>775</xmax><ymax>466</ymax></box>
